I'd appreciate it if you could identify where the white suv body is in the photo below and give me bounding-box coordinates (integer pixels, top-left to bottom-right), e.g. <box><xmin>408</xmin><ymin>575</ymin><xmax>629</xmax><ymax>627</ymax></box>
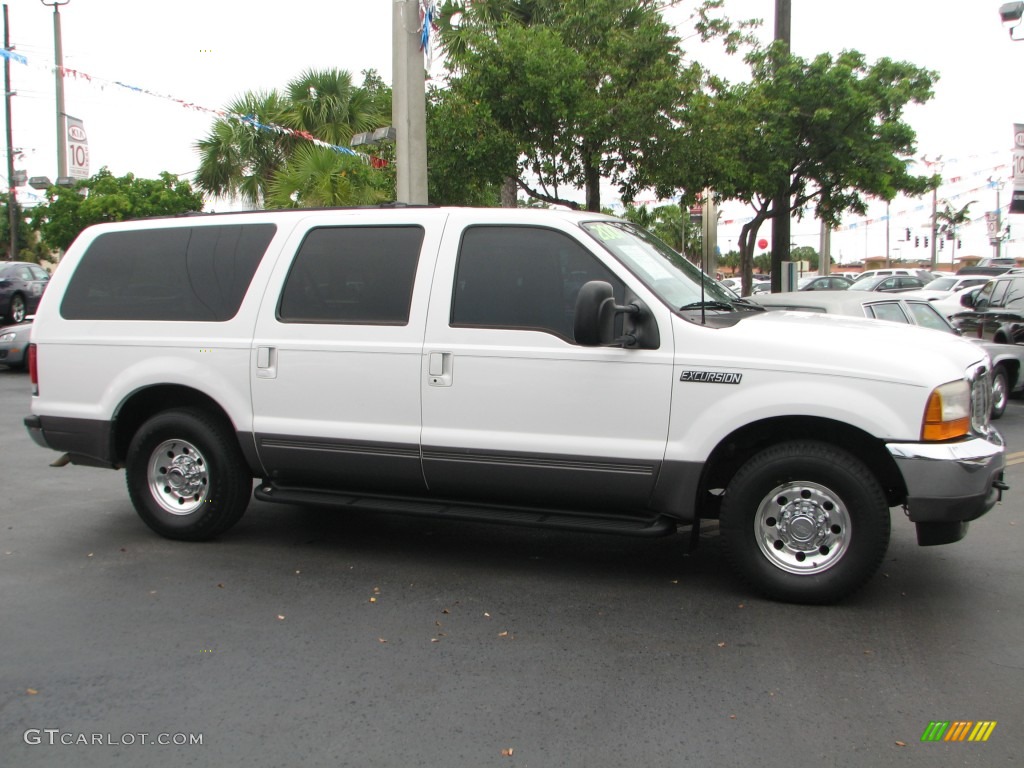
<box><xmin>24</xmin><ymin>207</ymin><xmax>1006</xmax><ymax>603</ymax></box>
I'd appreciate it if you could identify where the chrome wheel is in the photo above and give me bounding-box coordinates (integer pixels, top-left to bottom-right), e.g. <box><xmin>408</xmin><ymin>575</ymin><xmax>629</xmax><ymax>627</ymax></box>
<box><xmin>147</xmin><ymin>438</ymin><xmax>209</xmax><ymax>515</ymax></box>
<box><xmin>754</xmin><ymin>480</ymin><xmax>851</xmax><ymax>575</ymax></box>
<box><xmin>991</xmin><ymin>368</ymin><xmax>1009</xmax><ymax>419</ymax></box>
<box><xmin>10</xmin><ymin>294</ymin><xmax>25</xmax><ymax>324</ymax></box>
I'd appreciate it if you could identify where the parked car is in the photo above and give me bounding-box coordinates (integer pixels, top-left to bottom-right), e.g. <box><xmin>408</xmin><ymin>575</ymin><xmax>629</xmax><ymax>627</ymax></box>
<box><xmin>930</xmin><ymin>285</ymin><xmax>984</xmax><ymax>320</ymax></box>
<box><xmin>847</xmin><ymin>275</ymin><xmax>927</xmax><ymax>293</ymax></box>
<box><xmin>854</xmin><ymin>268</ymin><xmax>932</xmax><ymax>282</ymax></box>
<box><xmin>798</xmin><ymin>275</ymin><xmax>853</xmax><ymax>291</ymax></box>
<box><xmin>750</xmin><ymin>290</ymin><xmax>1023</xmax><ymax>418</ymax></box>
<box><xmin>0</xmin><ymin>262</ymin><xmax>49</xmax><ymax>324</ymax></box>
<box><xmin>0</xmin><ymin>318</ymin><xmax>32</xmax><ymax>370</ymax></box>
<box><xmin>909</xmin><ymin>275</ymin><xmax>992</xmax><ymax>298</ymax></box>
<box><xmin>950</xmin><ymin>273</ymin><xmax>1024</xmax><ymax>344</ymax></box>
<box><xmin>22</xmin><ymin>207</ymin><xmax>1005</xmax><ymax>604</ymax></box>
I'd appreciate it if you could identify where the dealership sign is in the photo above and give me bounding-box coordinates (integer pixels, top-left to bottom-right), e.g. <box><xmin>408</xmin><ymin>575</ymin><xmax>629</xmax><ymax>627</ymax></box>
<box><xmin>65</xmin><ymin>115</ymin><xmax>89</xmax><ymax>180</ymax></box>
<box><xmin>1012</xmin><ymin>123</ymin><xmax>1024</xmax><ymax>214</ymax></box>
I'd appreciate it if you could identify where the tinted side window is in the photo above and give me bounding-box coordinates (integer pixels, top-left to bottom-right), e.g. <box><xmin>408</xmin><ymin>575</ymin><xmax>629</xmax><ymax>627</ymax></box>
<box><xmin>451</xmin><ymin>226</ymin><xmax>623</xmax><ymax>341</ymax></box>
<box><xmin>278</xmin><ymin>226</ymin><xmax>424</xmax><ymax>325</ymax></box>
<box><xmin>1003</xmin><ymin>278</ymin><xmax>1024</xmax><ymax>309</ymax></box>
<box><xmin>990</xmin><ymin>279</ymin><xmax>1011</xmax><ymax>307</ymax></box>
<box><xmin>61</xmin><ymin>224</ymin><xmax>276</xmax><ymax>321</ymax></box>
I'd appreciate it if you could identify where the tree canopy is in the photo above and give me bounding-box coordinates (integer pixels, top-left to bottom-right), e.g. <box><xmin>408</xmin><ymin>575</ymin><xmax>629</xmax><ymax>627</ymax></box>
<box><xmin>436</xmin><ymin>0</ymin><xmax>754</xmax><ymax>211</ymax></box>
<box><xmin>30</xmin><ymin>168</ymin><xmax>205</xmax><ymax>253</ymax></box>
<box><xmin>673</xmin><ymin>45</ymin><xmax>938</xmax><ymax>293</ymax></box>
<box><xmin>194</xmin><ymin>69</ymin><xmax>391</xmax><ymax>208</ymax></box>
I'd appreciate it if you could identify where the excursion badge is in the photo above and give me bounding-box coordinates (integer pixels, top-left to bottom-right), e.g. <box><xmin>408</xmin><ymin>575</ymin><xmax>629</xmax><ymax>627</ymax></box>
<box><xmin>679</xmin><ymin>370</ymin><xmax>742</xmax><ymax>384</ymax></box>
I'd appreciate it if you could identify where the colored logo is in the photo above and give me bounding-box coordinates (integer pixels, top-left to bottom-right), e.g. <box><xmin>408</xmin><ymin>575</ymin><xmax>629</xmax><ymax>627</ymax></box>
<box><xmin>921</xmin><ymin>721</ymin><xmax>997</xmax><ymax>742</ymax></box>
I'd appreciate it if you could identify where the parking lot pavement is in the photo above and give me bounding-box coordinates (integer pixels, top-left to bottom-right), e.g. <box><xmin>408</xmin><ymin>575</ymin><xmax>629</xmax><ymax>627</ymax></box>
<box><xmin>1</xmin><ymin>369</ymin><xmax>1022</xmax><ymax>767</ymax></box>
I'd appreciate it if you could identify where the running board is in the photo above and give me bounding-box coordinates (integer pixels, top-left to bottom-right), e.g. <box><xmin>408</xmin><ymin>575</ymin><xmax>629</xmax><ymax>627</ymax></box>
<box><xmin>254</xmin><ymin>484</ymin><xmax>677</xmax><ymax>538</ymax></box>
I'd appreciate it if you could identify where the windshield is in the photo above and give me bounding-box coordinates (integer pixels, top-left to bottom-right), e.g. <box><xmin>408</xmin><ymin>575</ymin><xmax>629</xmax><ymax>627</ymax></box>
<box><xmin>848</xmin><ymin>276</ymin><xmax>886</xmax><ymax>291</ymax></box>
<box><xmin>581</xmin><ymin>221</ymin><xmax>738</xmax><ymax>310</ymax></box>
<box><xmin>923</xmin><ymin>277</ymin><xmax>957</xmax><ymax>291</ymax></box>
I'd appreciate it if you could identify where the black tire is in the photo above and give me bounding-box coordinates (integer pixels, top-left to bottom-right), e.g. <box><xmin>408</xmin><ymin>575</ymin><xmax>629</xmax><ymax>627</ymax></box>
<box><xmin>126</xmin><ymin>408</ymin><xmax>251</xmax><ymax>541</ymax></box>
<box><xmin>990</xmin><ymin>365</ymin><xmax>1009</xmax><ymax>420</ymax></box>
<box><xmin>7</xmin><ymin>293</ymin><xmax>26</xmax><ymax>324</ymax></box>
<box><xmin>719</xmin><ymin>440</ymin><xmax>891</xmax><ymax>604</ymax></box>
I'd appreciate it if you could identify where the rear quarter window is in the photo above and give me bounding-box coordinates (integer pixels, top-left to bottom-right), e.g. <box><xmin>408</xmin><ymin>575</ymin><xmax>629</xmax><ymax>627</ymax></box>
<box><xmin>60</xmin><ymin>224</ymin><xmax>276</xmax><ymax>321</ymax></box>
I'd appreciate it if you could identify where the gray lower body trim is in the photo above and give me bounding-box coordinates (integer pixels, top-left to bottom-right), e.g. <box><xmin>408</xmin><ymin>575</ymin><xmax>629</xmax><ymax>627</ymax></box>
<box><xmin>421</xmin><ymin>446</ymin><xmax>659</xmax><ymax>513</ymax></box>
<box><xmin>255</xmin><ymin>434</ymin><xmax>427</xmax><ymax>495</ymax></box>
<box><xmin>24</xmin><ymin>415</ymin><xmax>116</xmax><ymax>468</ymax></box>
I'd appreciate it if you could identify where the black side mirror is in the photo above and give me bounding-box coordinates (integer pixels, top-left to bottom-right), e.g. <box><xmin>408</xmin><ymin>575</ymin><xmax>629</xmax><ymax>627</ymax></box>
<box><xmin>573</xmin><ymin>281</ymin><xmax>639</xmax><ymax>347</ymax></box>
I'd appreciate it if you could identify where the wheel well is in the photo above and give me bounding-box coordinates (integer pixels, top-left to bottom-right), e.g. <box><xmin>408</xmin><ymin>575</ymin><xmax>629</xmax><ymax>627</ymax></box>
<box><xmin>697</xmin><ymin>416</ymin><xmax>906</xmax><ymax>518</ymax></box>
<box><xmin>112</xmin><ymin>385</ymin><xmax>234</xmax><ymax>465</ymax></box>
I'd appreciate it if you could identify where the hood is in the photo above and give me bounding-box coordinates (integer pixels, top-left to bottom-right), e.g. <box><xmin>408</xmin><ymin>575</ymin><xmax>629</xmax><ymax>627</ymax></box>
<box><xmin>684</xmin><ymin>309</ymin><xmax>987</xmax><ymax>387</ymax></box>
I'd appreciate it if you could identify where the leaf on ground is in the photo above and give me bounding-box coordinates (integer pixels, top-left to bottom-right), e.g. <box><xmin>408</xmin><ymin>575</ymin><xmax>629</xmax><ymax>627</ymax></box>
<box><xmin>26</xmin><ymin>688</ymin><xmax>38</xmax><ymax>695</ymax></box>
<box><xmin>501</xmin><ymin>748</ymin><xmax>514</xmax><ymax>757</ymax></box>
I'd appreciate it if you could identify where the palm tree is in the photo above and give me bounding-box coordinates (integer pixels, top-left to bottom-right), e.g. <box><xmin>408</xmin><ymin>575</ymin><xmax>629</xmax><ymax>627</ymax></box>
<box><xmin>194</xmin><ymin>90</ymin><xmax>291</xmax><ymax>208</ymax></box>
<box><xmin>266</xmin><ymin>144</ymin><xmax>389</xmax><ymax>208</ymax></box>
<box><xmin>935</xmin><ymin>200</ymin><xmax>976</xmax><ymax>265</ymax></box>
<box><xmin>194</xmin><ymin>70</ymin><xmax>386</xmax><ymax>209</ymax></box>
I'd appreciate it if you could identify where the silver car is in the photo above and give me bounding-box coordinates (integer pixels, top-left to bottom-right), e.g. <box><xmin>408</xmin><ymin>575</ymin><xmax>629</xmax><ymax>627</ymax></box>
<box><xmin>749</xmin><ymin>291</ymin><xmax>1023</xmax><ymax>418</ymax></box>
<box><xmin>0</xmin><ymin>319</ymin><xmax>31</xmax><ymax>370</ymax></box>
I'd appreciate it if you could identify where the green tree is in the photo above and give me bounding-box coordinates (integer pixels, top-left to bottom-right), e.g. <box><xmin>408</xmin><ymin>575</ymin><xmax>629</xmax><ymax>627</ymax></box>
<box><xmin>790</xmin><ymin>245</ymin><xmax>819</xmax><ymax>271</ymax></box>
<box><xmin>659</xmin><ymin>44</ymin><xmax>937</xmax><ymax>294</ymax></box>
<box><xmin>0</xmin><ymin>193</ymin><xmax>33</xmax><ymax>260</ymax></box>
<box><xmin>194</xmin><ymin>69</ymin><xmax>388</xmax><ymax>208</ymax></box>
<box><xmin>436</xmin><ymin>0</ymin><xmax>755</xmax><ymax>211</ymax></box>
<box><xmin>30</xmin><ymin>168</ymin><xmax>205</xmax><ymax>253</ymax></box>
<box><xmin>426</xmin><ymin>85</ymin><xmax>511</xmax><ymax>206</ymax></box>
<box><xmin>935</xmin><ymin>199</ymin><xmax>975</xmax><ymax>267</ymax></box>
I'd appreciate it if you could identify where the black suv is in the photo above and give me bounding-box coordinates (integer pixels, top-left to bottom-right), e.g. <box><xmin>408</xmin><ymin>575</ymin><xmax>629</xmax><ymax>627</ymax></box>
<box><xmin>952</xmin><ymin>274</ymin><xmax>1024</xmax><ymax>343</ymax></box>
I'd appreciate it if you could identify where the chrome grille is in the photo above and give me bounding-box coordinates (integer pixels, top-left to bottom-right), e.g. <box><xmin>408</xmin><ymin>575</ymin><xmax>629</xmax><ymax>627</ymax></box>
<box><xmin>969</xmin><ymin>364</ymin><xmax>991</xmax><ymax>433</ymax></box>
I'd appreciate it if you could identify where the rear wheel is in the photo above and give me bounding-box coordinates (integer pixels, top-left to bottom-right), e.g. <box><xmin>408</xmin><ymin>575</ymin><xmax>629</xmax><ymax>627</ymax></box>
<box><xmin>126</xmin><ymin>408</ymin><xmax>251</xmax><ymax>540</ymax></box>
<box><xmin>990</xmin><ymin>365</ymin><xmax>1009</xmax><ymax>419</ymax></box>
<box><xmin>719</xmin><ymin>441</ymin><xmax>890</xmax><ymax>604</ymax></box>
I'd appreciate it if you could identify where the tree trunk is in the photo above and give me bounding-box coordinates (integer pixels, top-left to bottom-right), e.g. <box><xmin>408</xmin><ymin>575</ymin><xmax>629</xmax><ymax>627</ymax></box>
<box><xmin>584</xmin><ymin>159</ymin><xmax>601</xmax><ymax>212</ymax></box>
<box><xmin>500</xmin><ymin>177</ymin><xmax>517</xmax><ymax>208</ymax></box>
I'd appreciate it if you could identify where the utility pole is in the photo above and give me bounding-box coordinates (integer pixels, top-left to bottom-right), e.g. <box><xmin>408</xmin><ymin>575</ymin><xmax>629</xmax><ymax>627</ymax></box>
<box><xmin>392</xmin><ymin>0</ymin><xmax>428</xmax><ymax>204</ymax></box>
<box><xmin>4</xmin><ymin>3</ymin><xmax>17</xmax><ymax>260</ymax></box>
<box><xmin>770</xmin><ymin>0</ymin><xmax>792</xmax><ymax>292</ymax></box>
<box><xmin>41</xmin><ymin>0</ymin><xmax>69</xmax><ymax>182</ymax></box>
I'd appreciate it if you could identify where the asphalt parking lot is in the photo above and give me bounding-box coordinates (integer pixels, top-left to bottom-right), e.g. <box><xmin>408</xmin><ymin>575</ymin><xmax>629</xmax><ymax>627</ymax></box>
<box><xmin>1</xmin><ymin>366</ymin><xmax>1022</xmax><ymax>767</ymax></box>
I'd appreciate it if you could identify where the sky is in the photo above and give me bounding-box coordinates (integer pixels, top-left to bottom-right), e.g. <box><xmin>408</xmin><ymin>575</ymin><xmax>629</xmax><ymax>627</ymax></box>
<box><xmin>2</xmin><ymin>0</ymin><xmax>1022</xmax><ymax>265</ymax></box>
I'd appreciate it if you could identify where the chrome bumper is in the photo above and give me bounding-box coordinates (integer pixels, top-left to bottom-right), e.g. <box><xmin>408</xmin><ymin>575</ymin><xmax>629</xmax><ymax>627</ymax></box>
<box><xmin>887</xmin><ymin>429</ymin><xmax>1006</xmax><ymax>526</ymax></box>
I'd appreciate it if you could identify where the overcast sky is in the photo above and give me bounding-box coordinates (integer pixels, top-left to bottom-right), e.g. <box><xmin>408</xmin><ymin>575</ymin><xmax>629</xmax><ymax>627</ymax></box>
<box><xmin>4</xmin><ymin>0</ymin><xmax>1021</xmax><ymax>264</ymax></box>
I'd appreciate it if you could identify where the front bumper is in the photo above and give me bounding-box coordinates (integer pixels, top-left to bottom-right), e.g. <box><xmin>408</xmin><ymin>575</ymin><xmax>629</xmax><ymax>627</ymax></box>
<box><xmin>887</xmin><ymin>430</ymin><xmax>1006</xmax><ymax>544</ymax></box>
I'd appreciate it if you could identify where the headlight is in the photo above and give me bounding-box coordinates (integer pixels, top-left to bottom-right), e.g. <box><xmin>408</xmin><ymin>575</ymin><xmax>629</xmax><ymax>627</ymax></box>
<box><xmin>922</xmin><ymin>380</ymin><xmax>971</xmax><ymax>441</ymax></box>
<box><xmin>0</xmin><ymin>332</ymin><xmax>16</xmax><ymax>343</ymax></box>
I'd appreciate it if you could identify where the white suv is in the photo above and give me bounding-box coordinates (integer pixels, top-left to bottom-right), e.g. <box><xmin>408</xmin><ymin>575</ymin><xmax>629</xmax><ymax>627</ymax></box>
<box><xmin>23</xmin><ymin>207</ymin><xmax>1007</xmax><ymax>603</ymax></box>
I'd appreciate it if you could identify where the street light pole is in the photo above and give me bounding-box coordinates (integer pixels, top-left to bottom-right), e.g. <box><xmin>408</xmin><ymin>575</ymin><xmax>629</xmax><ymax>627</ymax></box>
<box><xmin>40</xmin><ymin>0</ymin><xmax>69</xmax><ymax>181</ymax></box>
<box><xmin>4</xmin><ymin>3</ymin><xmax>18</xmax><ymax>260</ymax></box>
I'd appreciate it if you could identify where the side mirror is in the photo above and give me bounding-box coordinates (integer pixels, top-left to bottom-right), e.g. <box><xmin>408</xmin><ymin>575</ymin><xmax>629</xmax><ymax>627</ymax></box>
<box><xmin>961</xmin><ymin>291</ymin><xmax>978</xmax><ymax>309</ymax></box>
<box><xmin>573</xmin><ymin>281</ymin><xmax>639</xmax><ymax>347</ymax></box>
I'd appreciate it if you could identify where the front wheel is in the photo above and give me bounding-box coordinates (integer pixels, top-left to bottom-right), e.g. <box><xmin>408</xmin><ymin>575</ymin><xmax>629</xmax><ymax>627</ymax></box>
<box><xmin>126</xmin><ymin>408</ymin><xmax>251</xmax><ymax>541</ymax></box>
<box><xmin>990</xmin><ymin>365</ymin><xmax>1009</xmax><ymax>420</ymax></box>
<box><xmin>719</xmin><ymin>441</ymin><xmax>891</xmax><ymax>604</ymax></box>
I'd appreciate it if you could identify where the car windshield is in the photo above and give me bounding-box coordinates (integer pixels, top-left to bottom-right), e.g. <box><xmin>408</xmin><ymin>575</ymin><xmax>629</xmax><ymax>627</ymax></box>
<box><xmin>581</xmin><ymin>220</ymin><xmax>740</xmax><ymax>310</ymax></box>
<box><xmin>923</xmin><ymin>277</ymin><xmax>957</xmax><ymax>291</ymax></box>
<box><xmin>848</xmin><ymin>276</ymin><xmax>886</xmax><ymax>291</ymax></box>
